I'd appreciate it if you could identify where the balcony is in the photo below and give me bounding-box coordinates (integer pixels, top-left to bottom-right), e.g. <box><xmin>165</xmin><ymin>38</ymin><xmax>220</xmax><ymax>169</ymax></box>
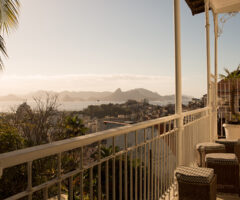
<box><xmin>0</xmin><ymin>106</ymin><xmax>239</xmax><ymax>199</ymax></box>
<box><xmin>0</xmin><ymin>0</ymin><xmax>240</xmax><ymax>199</ymax></box>
<box><xmin>0</xmin><ymin>107</ymin><xmax>210</xmax><ymax>200</ymax></box>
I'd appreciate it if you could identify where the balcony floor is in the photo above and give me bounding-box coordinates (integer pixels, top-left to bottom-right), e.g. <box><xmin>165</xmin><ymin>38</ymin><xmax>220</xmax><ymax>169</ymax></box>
<box><xmin>217</xmin><ymin>194</ymin><xmax>240</xmax><ymax>200</ymax></box>
<box><xmin>169</xmin><ymin>186</ymin><xmax>240</xmax><ymax>200</ymax></box>
<box><xmin>50</xmin><ymin>193</ymin><xmax>240</xmax><ymax>200</ymax></box>
<box><xmin>172</xmin><ymin>193</ymin><xmax>240</xmax><ymax>200</ymax></box>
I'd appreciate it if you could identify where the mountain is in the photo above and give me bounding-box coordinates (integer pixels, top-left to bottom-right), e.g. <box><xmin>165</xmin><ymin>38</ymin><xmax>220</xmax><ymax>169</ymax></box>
<box><xmin>0</xmin><ymin>89</ymin><xmax>193</xmax><ymax>103</ymax></box>
<box><xmin>0</xmin><ymin>94</ymin><xmax>24</xmax><ymax>101</ymax></box>
<box><xmin>101</xmin><ymin>88</ymin><xmax>162</xmax><ymax>101</ymax></box>
<box><xmin>19</xmin><ymin>90</ymin><xmax>112</xmax><ymax>101</ymax></box>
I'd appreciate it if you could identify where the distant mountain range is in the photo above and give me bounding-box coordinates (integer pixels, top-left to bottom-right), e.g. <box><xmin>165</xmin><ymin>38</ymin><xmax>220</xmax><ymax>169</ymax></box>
<box><xmin>0</xmin><ymin>88</ymin><xmax>193</xmax><ymax>103</ymax></box>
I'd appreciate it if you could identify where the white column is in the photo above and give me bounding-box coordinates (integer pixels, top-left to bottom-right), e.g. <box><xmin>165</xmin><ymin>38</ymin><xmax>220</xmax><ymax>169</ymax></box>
<box><xmin>213</xmin><ymin>13</ymin><xmax>219</xmax><ymax>139</ymax></box>
<box><xmin>205</xmin><ymin>0</ymin><xmax>213</xmax><ymax>141</ymax></box>
<box><xmin>205</xmin><ymin>0</ymin><xmax>211</xmax><ymax>106</ymax></box>
<box><xmin>174</xmin><ymin>0</ymin><xmax>183</xmax><ymax>165</ymax></box>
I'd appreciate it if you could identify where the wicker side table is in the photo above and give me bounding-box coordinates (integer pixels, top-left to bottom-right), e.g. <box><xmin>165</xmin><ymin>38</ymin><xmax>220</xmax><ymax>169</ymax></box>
<box><xmin>196</xmin><ymin>142</ymin><xmax>226</xmax><ymax>167</ymax></box>
<box><xmin>175</xmin><ymin>166</ymin><xmax>217</xmax><ymax>200</ymax></box>
<box><xmin>206</xmin><ymin>153</ymin><xmax>239</xmax><ymax>196</ymax></box>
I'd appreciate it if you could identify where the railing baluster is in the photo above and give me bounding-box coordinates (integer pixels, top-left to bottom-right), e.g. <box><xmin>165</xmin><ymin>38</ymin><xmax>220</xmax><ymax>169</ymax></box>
<box><xmin>170</xmin><ymin>132</ymin><xmax>173</xmax><ymax>186</ymax></box>
<box><xmin>174</xmin><ymin>130</ymin><xmax>177</xmax><ymax>197</ymax></box>
<box><xmin>169</xmin><ymin>121</ymin><xmax>172</xmax><ymax>191</ymax></box>
<box><xmin>135</xmin><ymin>131</ymin><xmax>138</xmax><ymax>200</ymax></box>
<box><xmin>27</xmin><ymin>161</ymin><xmax>32</xmax><ymax>200</ymax></box>
<box><xmin>112</xmin><ymin>136</ymin><xmax>116</xmax><ymax>200</ymax></box>
<box><xmin>237</xmin><ymin>79</ymin><xmax>239</xmax><ymax>113</ymax></box>
<box><xmin>119</xmin><ymin>154</ymin><xmax>122</xmax><ymax>200</ymax></box>
<box><xmin>98</xmin><ymin>141</ymin><xmax>101</xmax><ymax>200</ymax></box>
<box><xmin>151</xmin><ymin>126</ymin><xmax>154</xmax><ymax>200</ymax></box>
<box><xmin>160</xmin><ymin>124</ymin><xmax>164</xmax><ymax>197</ymax></box>
<box><xmin>90</xmin><ymin>167</ymin><xmax>93</xmax><ymax>200</ymax></box>
<box><xmin>140</xmin><ymin>145</ymin><xmax>143</xmax><ymax>200</ymax></box>
<box><xmin>43</xmin><ymin>187</ymin><xmax>48</xmax><ymax>200</ymax></box>
<box><xmin>124</xmin><ymin>134</ymin><xmax>128</xmax><ymax>200</ymax></box>
<box><xmin>57</xmin><ymin>153</ymin><xmax>62</xmax><ymax>200</ymax></box>
<box><xmin>69</xmin><ymin>176</ymin><xmax>73</xmax><ymax>200</ymax></box>
<box><xmin>106</xmin><ymin>160</ymin><xmax>109</xmax><ymax>200</ymax></box>
<box><xmin>154</xmin><ymin>135</ymin><xmax>157</xmax><ymax>200</ymax></box>
<box><xmin>147</xmin><ymin>134</ymin><xmax>150</xmax><ymax>200</ymax></box>
<box><xmin>156</xmin><ymin>125</ymin><xmax>159</xmax><ymax>199</ymax></box>
<box><xmin>157</xmin><ymin>124</ymin><xmax>161</xmax><ymax>199</ymax></box>
<box><xmin>79</xmin><ymin>147</ymin><xmax>83</xmax><ymax>200</ymax></box>
<box><xmin>130</xmin><ymin>150</ymin><xmax>133</xmax><ymax>200</ymax></box>
<box><xmin>168</xmin><ymin>132</ymin><xmax>171</xmax><ymax>191</ymax></box>
<box><xmin>163</xmin><ymin>123</ymin><xmax>166</xmax><ymax>197</ymax></box>
<box><xmin>143</xmin><ymin>129</ymin><xmax>147</xmax><ymax>200</ymax></box>
<box><xmin>228</xmin><ymin>80</ymin><xmax>231</xmax><ymax>120</ymax></box>
<box><xmin>166</xmin><ymin>126</ymin><xmax>169</xmax><ymax>193</ymax></box>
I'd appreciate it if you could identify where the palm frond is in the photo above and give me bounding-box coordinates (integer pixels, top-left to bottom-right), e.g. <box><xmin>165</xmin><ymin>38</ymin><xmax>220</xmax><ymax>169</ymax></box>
<box><xmin>0</xmin><ymin>34</ymin><xmax>7</xmax><ymax>70</ymax></box>
<box><xmin>220</xmin><ymin>66</ymin><xmax>240</xmax><ymax>81</ymax></box>
<box><xmin>0</xmin><ymin>0</ymin><xmax>19</xmax><ymax>69</ymax></box>
<box><xmin>0</xmin><ymin>0</ymin><xmax>20</xmax><ymax>34</ymax></box>
<box><xmin>219</xmin><ymin>74</ymin><xmax>226</xmax><ymax>80</ymax></box>
<box><xmin>237</xmin><ymin>64</ymin><xmax>240</xmax><ymax>72</ymax></box>
<box><xmin>224</xmin><ymin>68</ymin><xmax>230</xmax><ymax>76</ymax></box>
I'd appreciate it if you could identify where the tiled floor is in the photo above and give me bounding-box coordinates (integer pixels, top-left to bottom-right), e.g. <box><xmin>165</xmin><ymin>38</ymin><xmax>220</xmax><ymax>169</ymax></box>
<box><xmin>171</xmin><ymin>190</ymin><xmax>240</xmax><ymax>200</ymax></box>
<box><xmin>217</xmin><ymin>194</ymin><xmax>240</xmax><ymax>200</ymax></box>
<box><xmin>172</xmin><ymin>194</ymin><xmax>240</xmax><ymax>200</ymax></box>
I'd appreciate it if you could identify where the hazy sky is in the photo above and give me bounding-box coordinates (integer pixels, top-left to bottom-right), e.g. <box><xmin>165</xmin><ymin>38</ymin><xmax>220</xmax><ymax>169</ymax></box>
<box><xmin>0</xmin><ymin>0</ymin><xmax>240</xmax><ymax>97</ymax></box>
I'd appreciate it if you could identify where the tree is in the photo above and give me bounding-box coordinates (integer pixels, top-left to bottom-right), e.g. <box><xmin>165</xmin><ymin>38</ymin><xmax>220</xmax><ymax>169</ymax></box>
<box><xmin>5</xmin><ymin>94</ymin><xmax>60</xmax><ymax>145</ymax></box>
<box><xmin>62</xmin><ymin>115</ymin><xmax>88</xmax><ymax>138</ymax></box>
<box><xmin>0</xmin><ymin>120</ymin><xmax>25</xmax><ymax>153</ymax></box>
<box><xmin>0</xmin><ymin>120</ymin><xmax>27</xmax><ymax>198</ymax></box>
<box><xmin>0</xmin><ymin>0</ymin><xmax>20</xmax><ymax>69</ymax></box>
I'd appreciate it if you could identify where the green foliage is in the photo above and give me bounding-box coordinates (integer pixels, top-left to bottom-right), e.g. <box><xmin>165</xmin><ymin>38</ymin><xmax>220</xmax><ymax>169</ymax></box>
<box><xmin>81</xmin><ymin>103</ymin><xmax>132</xmax><ymax>118</ymax></box>
<box><xmin>64</xmin><ymin>115</ymin><xmax>88</xmax><ymax>137</ymax></box>
<box><xmin>0</xmin><ymin>120</ymin><xmax>27</xmax><ymax>198</ymax></box>
<box><xmin>0</xmin><ymin>120</ymin><xmax>26</xmax><ymax>153</ymax></box>
<box><xmin>0</xmin><ymin>100</ymin><xmax>89</xmax><ymax>198</ymax></box>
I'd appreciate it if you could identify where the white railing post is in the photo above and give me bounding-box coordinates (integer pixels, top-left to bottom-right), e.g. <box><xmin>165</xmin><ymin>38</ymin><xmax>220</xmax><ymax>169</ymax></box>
<box><xmin>213</xmin><ymin>13</ymin><xmax>219</xmax><ymax>140</ymax></box>
<box><xmin>205</xmin><ymin>0</ymin><xmax>213</xmax><ymax>141</ymax></box>
<box><xmin>174</xmin><ymin>0</ymin><xmax>184</xmax><ymax>166</ymax></box>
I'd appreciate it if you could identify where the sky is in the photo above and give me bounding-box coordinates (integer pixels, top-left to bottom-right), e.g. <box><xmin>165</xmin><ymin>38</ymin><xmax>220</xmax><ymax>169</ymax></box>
<box><xmin>0</xmin><ymin>0</ymin><xmax>240</xmax><ymax>97</ymax></box>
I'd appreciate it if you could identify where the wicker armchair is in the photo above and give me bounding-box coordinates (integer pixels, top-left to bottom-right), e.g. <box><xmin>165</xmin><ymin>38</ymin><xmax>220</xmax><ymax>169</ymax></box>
<box><xmin>206</xmin><ymin>153</ymin><xmax>239</xmax><ymax>196</ymax></box>
<box><xmin>196</xmin><ymin>142</ymin><xmax>226</xmax><ymax>167</ymax></box>
<box><xmin>215</xmin><ymin>139</ymin><xmax>240</xmax><ymax>162</ymax></box>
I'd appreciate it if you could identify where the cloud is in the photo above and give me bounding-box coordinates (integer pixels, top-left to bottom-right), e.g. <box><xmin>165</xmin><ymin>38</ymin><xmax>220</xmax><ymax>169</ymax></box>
<box><xmin>0</xmin><ymin>73</ymin><xmax>175</xmax><ymax>95</ymax></box>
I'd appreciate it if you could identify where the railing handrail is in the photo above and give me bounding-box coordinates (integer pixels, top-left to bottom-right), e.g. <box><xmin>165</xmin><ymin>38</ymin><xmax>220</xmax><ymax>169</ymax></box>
<box><xmin>182</xmin><ymin>106</ymin><xmax>210</xmax><ymax>117</ymax></box>
<box><xmin>0</xmin><ymin>114</ymin><xmax>180</xmax><ymax>173</ymax></box>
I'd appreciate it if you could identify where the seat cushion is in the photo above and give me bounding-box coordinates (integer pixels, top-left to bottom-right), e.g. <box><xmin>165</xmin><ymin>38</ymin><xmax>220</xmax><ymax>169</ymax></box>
<box><xmin>175</xmin><ymin>166</ymin><xmax>214</xmax><ymax>184</ymax></box>
<box><xmin>196</xmin><ymin>142</ymin><xmax>225</xmax><ymax>151</ymax></box>
<box><xmin>205</xmin><ymin>153</ymin><xmax>238</xmax><ymax>165</ymax></box>
<box><xmin>215</xmin><ymin>139</ymin><xmax>238</xmax><ymax>145</ymax></box>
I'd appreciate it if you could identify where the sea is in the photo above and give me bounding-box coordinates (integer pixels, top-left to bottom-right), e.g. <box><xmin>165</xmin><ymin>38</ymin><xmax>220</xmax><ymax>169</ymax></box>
<box><xmin>0</xmin><ymin>100</ymin><xmax>189</xmax><ymax>112</ymax></box>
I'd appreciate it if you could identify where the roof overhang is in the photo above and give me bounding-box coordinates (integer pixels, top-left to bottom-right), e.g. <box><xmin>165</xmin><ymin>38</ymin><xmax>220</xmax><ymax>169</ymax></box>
<box><xmin>185</xmin><ymin>0</ymin><xmax>240</xmax><ymax>15</ymax></box>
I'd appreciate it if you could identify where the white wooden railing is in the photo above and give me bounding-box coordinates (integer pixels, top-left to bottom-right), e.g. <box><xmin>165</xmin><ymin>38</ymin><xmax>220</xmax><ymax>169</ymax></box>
<box><xmin>0</xmin><ymin>107</ymin><xmax>211</xmax><ymax>200</ymax></box>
